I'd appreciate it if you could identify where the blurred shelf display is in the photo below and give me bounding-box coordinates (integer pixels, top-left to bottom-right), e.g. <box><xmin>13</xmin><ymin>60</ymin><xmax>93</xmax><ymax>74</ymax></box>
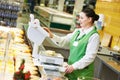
<box><xmin>35</xmin><ymin>6</ymin><xmax>73</xmax><ymax>30</ymax></box>
<box><xmin>0</xmin><ymin>1</ymin><xmax>20</xmax><ymax>27</ymax></box>
<box><xmin>64</xmin><ymin>0</ymin><xmax>75</xmax><ymax>14</ymax></box>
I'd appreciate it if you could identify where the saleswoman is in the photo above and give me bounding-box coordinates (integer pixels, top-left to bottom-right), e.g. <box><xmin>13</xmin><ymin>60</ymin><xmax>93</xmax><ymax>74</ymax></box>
<box><xmin>44</xmin><ymin>8</ymin><xmax>100</xmax><ymax>80</ymax></box>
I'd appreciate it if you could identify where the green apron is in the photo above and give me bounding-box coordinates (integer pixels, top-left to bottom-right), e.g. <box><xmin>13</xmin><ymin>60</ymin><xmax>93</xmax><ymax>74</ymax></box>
<box><xmin>66</xmin><ymin>27</ymin><xmax>98</xmax><ymax>80</ymax></box>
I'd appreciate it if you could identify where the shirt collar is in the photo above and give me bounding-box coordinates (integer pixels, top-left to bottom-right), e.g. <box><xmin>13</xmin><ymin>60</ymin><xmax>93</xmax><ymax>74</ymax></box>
<box><xmin>79</xmin><ymin>26</ymin><xmax>94</xmax><ymax>35</ymax></box>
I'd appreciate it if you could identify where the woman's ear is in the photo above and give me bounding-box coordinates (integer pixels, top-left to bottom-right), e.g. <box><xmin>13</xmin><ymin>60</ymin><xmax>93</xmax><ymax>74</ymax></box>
<box><xmin>88</xmin><ymin>17</ymin><xmax>92</xmax><ymax>22</ymax></box>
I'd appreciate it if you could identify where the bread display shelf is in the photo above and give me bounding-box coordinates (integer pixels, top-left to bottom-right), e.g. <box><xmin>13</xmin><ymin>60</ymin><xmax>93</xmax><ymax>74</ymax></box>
<box><xmin>0</xmin><ymin>26</ymin><xmax>40</xmax><ymax>80</ymax></box>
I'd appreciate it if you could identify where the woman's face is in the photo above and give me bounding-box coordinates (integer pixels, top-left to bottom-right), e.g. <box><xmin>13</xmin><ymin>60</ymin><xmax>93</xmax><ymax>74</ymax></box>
<box><xmin>78</xmin><ymin>12</ymin><xmax>92</xmax><ymax>28</ymax></box>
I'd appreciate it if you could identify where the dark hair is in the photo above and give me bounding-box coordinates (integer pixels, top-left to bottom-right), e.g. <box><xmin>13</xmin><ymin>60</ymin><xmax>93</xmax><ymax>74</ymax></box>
<box><xmin>82</xmin><ymin>8</ymin><xmax>99</xmax><ymax>23</ymax></box>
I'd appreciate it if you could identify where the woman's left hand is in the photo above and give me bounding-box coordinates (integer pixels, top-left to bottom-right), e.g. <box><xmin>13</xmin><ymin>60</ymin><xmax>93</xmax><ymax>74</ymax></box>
<box><xmin>65</xmin><ymin>65</ymin><xmax>74</xmax><ymax>74</ymax></box>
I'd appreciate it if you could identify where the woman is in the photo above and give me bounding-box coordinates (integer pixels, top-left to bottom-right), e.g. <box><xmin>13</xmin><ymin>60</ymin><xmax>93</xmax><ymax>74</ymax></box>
<box><xmin>44</xmin><ymin>8</ymin><xmax>100</xmax><ymax>80</ymax></box>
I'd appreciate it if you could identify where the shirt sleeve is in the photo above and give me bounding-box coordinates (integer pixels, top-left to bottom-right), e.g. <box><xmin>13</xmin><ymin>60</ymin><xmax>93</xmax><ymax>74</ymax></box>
<box><xmin>51</xmin><ymin>33</ymin><xmax>72</xmax><ymax>49</ymax></box>
<box><xmin>51</xmin><ymin>29</ymin><xmax>77</xmax><ymax>49</ymax></box>
<box><xmin>72</xmin><ymin>33</ymin><xmax>100</xmax><ymax>70</ymax></box>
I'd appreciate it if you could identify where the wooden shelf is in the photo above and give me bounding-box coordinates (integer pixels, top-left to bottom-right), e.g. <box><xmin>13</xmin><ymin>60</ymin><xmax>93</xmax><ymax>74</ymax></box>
<box><xmin>95</xmin><ymin>0</ymin><xmax>120</xmax><ymax>49</ymax></box>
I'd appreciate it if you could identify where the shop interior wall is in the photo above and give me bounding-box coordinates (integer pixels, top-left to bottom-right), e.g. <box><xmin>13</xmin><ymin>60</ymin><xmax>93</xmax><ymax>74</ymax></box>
<box><xmin>95</xmin><ymin>0</ymin><xmax>120</xmax><ymax>50</ymax></box>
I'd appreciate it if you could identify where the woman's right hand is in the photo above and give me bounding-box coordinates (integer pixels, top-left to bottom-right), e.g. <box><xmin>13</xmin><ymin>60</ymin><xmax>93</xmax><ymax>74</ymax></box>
<box><xmin>43</xmin><ymin>27</ymin><xmax>53</xmax><ymax>38</ymax></box>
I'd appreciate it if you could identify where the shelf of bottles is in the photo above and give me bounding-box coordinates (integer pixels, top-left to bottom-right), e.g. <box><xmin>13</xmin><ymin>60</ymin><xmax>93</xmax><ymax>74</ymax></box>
<box><xmin>0</xmin><ymin>1</ymin><xmax>20</xmax><ymax>27</ymax></box>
